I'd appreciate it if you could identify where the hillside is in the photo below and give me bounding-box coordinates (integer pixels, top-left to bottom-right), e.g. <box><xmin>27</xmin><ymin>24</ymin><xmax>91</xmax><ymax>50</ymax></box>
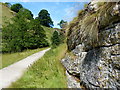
<box><xmin>62</xmin><ymin>1</ymin><xmax>120</xmax><ymax>89</ymax></box>
<box><xmin>42</xmin><ymin>26</ymin><xmax>54</xmax><ymax>45</ymax></box>
<box><xmin>0</xmin><ymin>2</ymin><xmax>16</xmax><ymax>27</ymax></box>
<box><xmin>1</xmin><ymin>2</ymin><xmax>54</xmax><ymax>45</ymax></box>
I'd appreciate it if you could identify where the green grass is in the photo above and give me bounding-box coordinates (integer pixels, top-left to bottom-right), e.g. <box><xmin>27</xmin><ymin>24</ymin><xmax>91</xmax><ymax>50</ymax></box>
<box><xmin>0</xmin><ymin>3</ymin><xmax>16</xmax><ymax>27</ymax></box>
<box><xmin>10</xmin><ymin>44</ymin><xmax>67</xmax><ymax>88</ymax></box>
<box><xmin>1</xmin><ymin>48</ymin><xmax>47</xmax><ymax>69</ymax></box>
<box><xmin>42</xmin><ymin>26</ymin><xmax>54</xmax><ymax>45</ymax></box>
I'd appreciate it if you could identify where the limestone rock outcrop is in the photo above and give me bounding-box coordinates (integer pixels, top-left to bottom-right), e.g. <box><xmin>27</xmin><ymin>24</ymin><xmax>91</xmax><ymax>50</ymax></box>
<box><xmin>62</xmin><ymin>1</ymin><xmax>120</xmax><ymax>89</ymax></box>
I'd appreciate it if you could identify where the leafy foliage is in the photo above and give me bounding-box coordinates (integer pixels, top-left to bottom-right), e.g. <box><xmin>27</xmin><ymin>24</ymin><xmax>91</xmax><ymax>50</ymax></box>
<box><xmin>57</xmin><ymin>20</ymin><xmax>67</xmax><ymax>29</ymax></box>
<box><xmin>2</xmin><ymin>17</ymin><xmax>28</xmax><ymax>52</ymax></box>
<box><xmin>27</xmin><ymin>19</ymin><xmax>49</xmax><ymax>49</ymax></box>
<box><xmin>4</xmin><ymin>2</ymin><xmax>11</xmax><ymax>8</ymax></box>
<box><xmin>11</xmin><ymin>3</ymin><xmax>23</xmax><ymax>13</ymax></box>
<box><xmin>84</xmin><ymin>3</ymin><xmax>88</xmax><ymax>8</ymax></box>
<box><xmin>36</xmin><ymin>9</ymin><xmax>53</xmax><ymax>27</ymax></box>
<box><xmin>2</xmin><ymin>9</ymin><xmax>49</xmax><ymax>53</ymax></box>
<box><xmin>17</xmin><ymin>8</ymin><xmax>33</xmax><ymax>20</ymax></box>
<box><xmin>59</xmin><ymin>31</ymin><xmax>65</xmax><ymax>43</ymax></box>
<box><xmin>51</xmin><ymin>31</ymin><xmax>60</xmax><ymax>48</ymax></box>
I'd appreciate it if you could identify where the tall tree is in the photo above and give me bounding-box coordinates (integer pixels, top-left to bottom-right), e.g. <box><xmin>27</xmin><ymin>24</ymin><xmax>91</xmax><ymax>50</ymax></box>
<box><xmin>27</xmin><ymin>19</ymin><xmax>49</xmax><ymax>49</ymax></box>
<box><xmin>37</xmin><ymin>9</ymin><xmax>53</xmax><ymax>27</ymax></box>
<box><xmin>51</xmin><ymin>31</ymin><xmax>60</xmax><ymax>48</ymax></box>
<box><xmin>11</xmin><ymin>3</ymin><xmax>23</xmax><ymax>13</ymax></box>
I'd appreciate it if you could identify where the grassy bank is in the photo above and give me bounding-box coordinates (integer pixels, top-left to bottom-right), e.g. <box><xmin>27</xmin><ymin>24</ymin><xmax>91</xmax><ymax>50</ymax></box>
<box><xmin>0</xmin><ymin>2</ymin><xmax>16</xmax><ymax>26</ymax></box>
<box><xmin>1</xmin><ymin>48</ymin><xmax>47</xmax><ymax>69</ymax></box>
<box><xmin>10</xmin><ymin>44</ymin><xmax>67</xmax><ymax>88</ymax></box>
<box><xmin>42</xmin><ymin>26</ymin><xmax>54</xmax><ymax>44</ymax></box>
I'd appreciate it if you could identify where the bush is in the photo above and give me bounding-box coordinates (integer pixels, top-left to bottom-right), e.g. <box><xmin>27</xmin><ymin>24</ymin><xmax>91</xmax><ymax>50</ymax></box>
<box><xmin>18</xmin><ymin>8</ymin><xmax>33</xmax><ymax>20</ymax></box>
<box><xmin>84</xmin><ymin>3</ymin><xmax>88</xmax><ymax>8</ymax></box>
<box><xmin>27</xmin><ymin>19</ymin><xmax>49</xmax><ymax>49</ymax></box>
<box><xmin>11</xmin><ymin>3</ymin><xmax>23</xmax><ymax>13</ymax></box>
<box><xmin>2</xmin><ymin>11</ymin><xmax>49</xmax><ymax>53</ymax></box>
<box><xmin>2</xmin><ymin>17</ymin><xmax>29</xmax><ymax>52</ymax></box>
<box><xmin>51</xmin><ymin>31</ymin><xmax>60</xmax><ymax>48</ymax></box>
<box><xmin>59</xmin><ymin>31</ymin><xmax>65</xmax><ymax>43</ymax></box>
<box><xmin>4</xmin><ymin>2</ymin><xmax>11</xmax><ymax>8</ymax></box>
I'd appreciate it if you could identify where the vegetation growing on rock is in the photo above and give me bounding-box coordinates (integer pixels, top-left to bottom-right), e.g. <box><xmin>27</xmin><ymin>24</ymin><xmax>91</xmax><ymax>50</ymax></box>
<box><xmin>67</xmin><ymin>2</ymin><xmax>120</xmax><ymax>51</ymax></box>
<box><xmin>62</xmin><ymin>1</ymin><xmax>120</xmax><ymax>89</ymax></box>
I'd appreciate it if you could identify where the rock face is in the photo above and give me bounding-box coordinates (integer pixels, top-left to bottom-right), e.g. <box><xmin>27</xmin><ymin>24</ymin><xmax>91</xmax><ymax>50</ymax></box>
<box><xmin>61</xmin><ymin>1</ymin><xmax>120</xmax><ymax>89</ymax></box>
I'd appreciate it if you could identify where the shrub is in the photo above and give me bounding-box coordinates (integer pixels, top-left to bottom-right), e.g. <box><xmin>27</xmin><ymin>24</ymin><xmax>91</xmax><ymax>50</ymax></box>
<box><xmin>2</xmin><ymin>11</ymin><xmax>49</xmax><ymax>53</ymax></box>
<box><xmin>11</xmin><ymin>3</ymin><xmax>23</xmax><ymax>13</ymax></box>
<box><xmin>51</xmin><ymin>31</ymin><xmax>60</xmax><ymax>48</ymax></box>
<box><xmin>18</xmin><ymin>8</ymin><xmax>33</xmax><ymax>20</ymax></box>
<box><xmin>4</xmin><ymin>2</ymin><xmax>11</xmax><ymax>8</ymax></box>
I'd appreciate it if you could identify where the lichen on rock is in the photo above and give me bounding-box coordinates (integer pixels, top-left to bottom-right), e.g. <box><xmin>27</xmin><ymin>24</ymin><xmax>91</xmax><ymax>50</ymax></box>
<box><xmin>62</xmin><ymin>1</ymin><xmax>120</xmax><ymax>89</ymax></box>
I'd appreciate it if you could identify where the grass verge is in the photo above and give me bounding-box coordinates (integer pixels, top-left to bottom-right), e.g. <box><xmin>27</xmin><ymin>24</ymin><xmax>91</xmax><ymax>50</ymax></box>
<box><xmin>1</xmin><ymin>48</ymin><xmax>48</xmax><ymax>69</ymax></box>
<box><xmin>10</xmin><ymin>44</ymin><xmax>67</xmax><ymax>88</ymax></box>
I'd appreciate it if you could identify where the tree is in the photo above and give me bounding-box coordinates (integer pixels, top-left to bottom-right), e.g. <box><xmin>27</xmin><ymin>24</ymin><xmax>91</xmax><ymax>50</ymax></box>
<box><xmin>57</xmin><ymin>20</ymin><xmax>67</xmax><ymax>28</ymax></box>
<box><xmin>18</xmin><ymin>8</ymin><xmax>33</xmax><ymax>20</ymax></box>
<box><xmin>37</xmin><ymin>9</ymin><xmax>53</xmax><ymax>27</ymax></box>
<box><xmin>27</xmin><ymin>19</ymin><xmax>49</xmax><ymax>49</ymax></box>
<box><xmin>11</xmin><ymin>3</ymin><xmax>23</xmax><ymax>13</ymax></box>
<box><xmin>2</xmin><ymin>12</ymin><xmax>49</xmax><ymax>52</ymax></box>
<box><xmin>59</xmin><ymin>31</ymin><xmax>65</xmax><ymax>43</ymax></box>
<box><xmin>4</xmin><ymin>2</ymin><xmax>11</xmax><ymax>8</ymax></box>
<box><xmin>51</xmin><ymin>31</ymin><xmax>60</xmax><ymax>48</ymax></box>
<box><xmin>2</xmin><ymin>16</ymin><xmax>28</xmax><ymax>52</ymax></box>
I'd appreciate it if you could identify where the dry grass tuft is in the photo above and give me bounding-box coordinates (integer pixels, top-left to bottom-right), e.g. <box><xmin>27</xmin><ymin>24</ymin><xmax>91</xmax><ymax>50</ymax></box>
<box><xmin>67</xmin><ymin>2</ymin><xmax>120</xmax><ymax>49</ymax></box>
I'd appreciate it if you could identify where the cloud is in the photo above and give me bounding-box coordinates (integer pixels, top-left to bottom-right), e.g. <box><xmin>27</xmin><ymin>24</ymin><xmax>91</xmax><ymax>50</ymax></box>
<box><xmin>64</xmin><ymin>5</ymin><xmax>77</xmax><ymax>21</ymax></box>
<box><xmin>64</xmin><ymin>3</ymin><xmax>84</xmax><ymax>21</ymax></box>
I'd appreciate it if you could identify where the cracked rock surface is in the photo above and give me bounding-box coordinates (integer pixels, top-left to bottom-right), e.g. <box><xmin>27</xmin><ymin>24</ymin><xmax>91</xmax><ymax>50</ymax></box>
<box><xmin>61</xmin><ymin>2</ymin><xmax>120</xmax><ymax>89</ymax></box>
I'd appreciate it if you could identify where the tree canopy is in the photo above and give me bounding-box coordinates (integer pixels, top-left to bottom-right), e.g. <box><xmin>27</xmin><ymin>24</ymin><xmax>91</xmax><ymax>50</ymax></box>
<box><xmin>58</xmin><ymin>20</ymin><xmax>67</xmax><ymax>29</ymax></box>
<box><xmin>2</xmin><ymin>8</ymin><xmax>49</xmax><ymax>53</ymax></box>
<box><xmin>17</xmin><ymin>8</ymin><xmax>33</xmax><ymax>20</ymax></box>
<box><xmin>2</xmin><ymin>3</ymin><xmax>57</xmax><ymax>52</ymax></box>
<box><xmin>11</xmin><ymin>3</ymin><xmax>23</xmax><ymax>13</ymax></box>
<box><xmin>4</xmin><ymin>2</ymin><xmax>11</xmax><ymax>8</ymax></box>
<box><xmin>37</xmin><ymin>9</ymin><xmax>53</xmax><ymax>27</ymax></box>
<box><xmin>51</xmin><ymin>31</ymin><xmax>60</xmax><ymax>48</ymax></box>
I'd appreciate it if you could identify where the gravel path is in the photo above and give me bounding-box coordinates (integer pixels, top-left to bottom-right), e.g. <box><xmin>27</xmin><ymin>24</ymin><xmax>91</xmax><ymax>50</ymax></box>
<box><xmin>0</xmin><ymin>48</ymin><xmax>50</xmax><ymax>89</ymax></box>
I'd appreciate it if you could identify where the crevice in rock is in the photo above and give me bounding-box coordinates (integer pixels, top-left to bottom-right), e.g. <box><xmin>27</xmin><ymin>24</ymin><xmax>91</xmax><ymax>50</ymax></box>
<box><xmin>67</xmin><ymin>70</ymin><xmax>80</xmax><ymax>81</ymax></box>
<box><xmin>85</xmin><ymin>43</ymin><xmax>120</xmax><ymax>52</ymax></box>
